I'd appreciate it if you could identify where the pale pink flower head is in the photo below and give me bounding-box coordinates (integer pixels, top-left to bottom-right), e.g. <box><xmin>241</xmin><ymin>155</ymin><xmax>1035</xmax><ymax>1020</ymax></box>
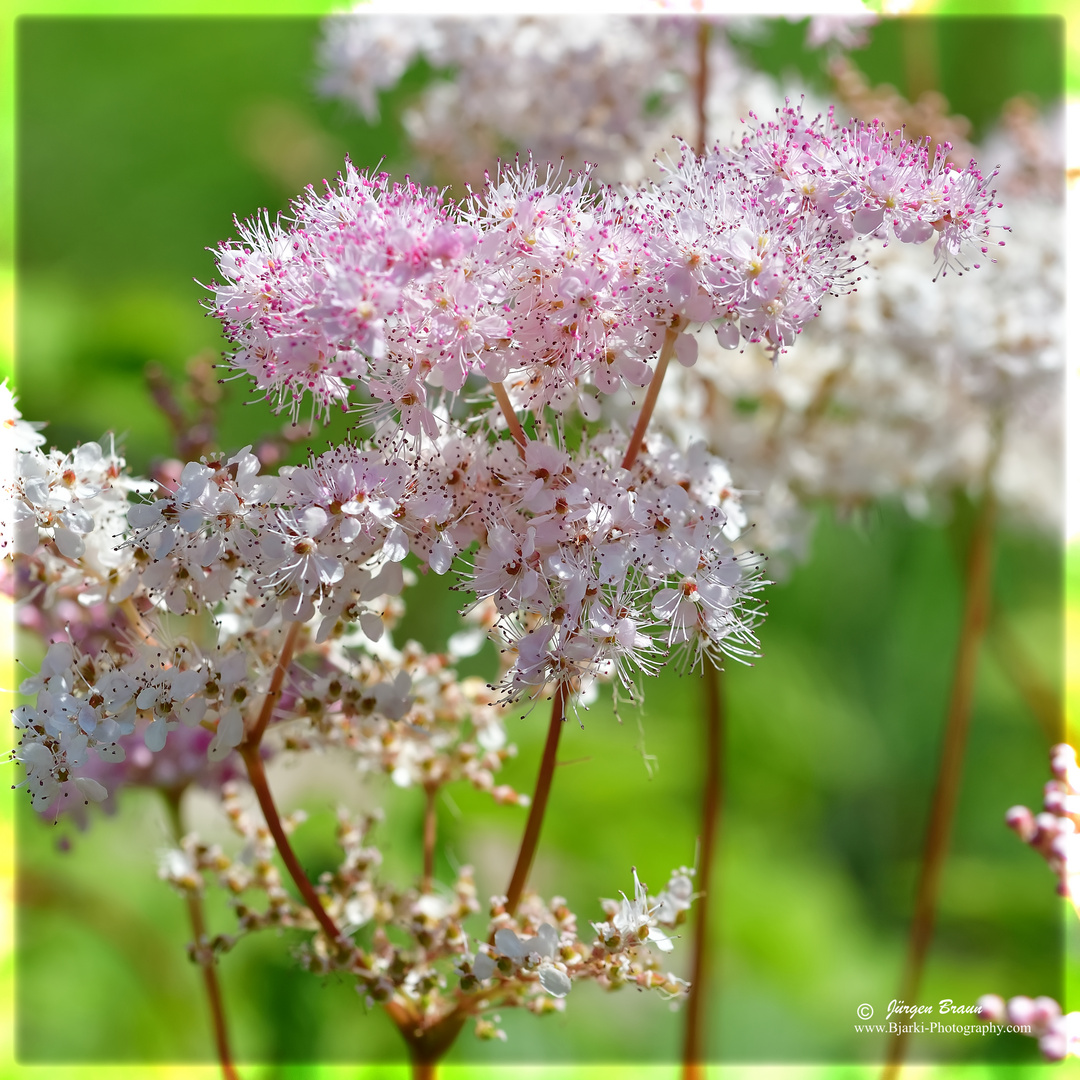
<box><xmin>211</xmin><ymin>161</ymin><xmax>478</xmax><ymax>422</ymax></box>
<box><xmin>736</xmin><ymin>100</ymin><xmax>1003</xmax><ymax>277</ymax></box>
<box><xmin>636</xmin><ymin>134</ymin><xmax>863</xmax><ymax>357</ymax></box>
<box><xmin>463</xmin><ymin>157</ymin><xmax>656</xmax><ymax>413</ymax></box>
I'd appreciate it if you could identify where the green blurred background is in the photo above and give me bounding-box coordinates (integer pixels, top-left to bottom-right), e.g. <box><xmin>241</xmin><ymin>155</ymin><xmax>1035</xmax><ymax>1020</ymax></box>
<box><xmin>4</xmin><ymin>6</ymin><xmax>1076</xmax><ymax>1079</ymax></box>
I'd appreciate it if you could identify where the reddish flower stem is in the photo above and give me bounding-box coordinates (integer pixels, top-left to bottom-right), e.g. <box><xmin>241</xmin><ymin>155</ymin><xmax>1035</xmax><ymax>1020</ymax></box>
<box><xmin>243</xmin><ymin>620</ymin><xmax>302</xmax><ymax>748</ymax></box>
<box><xmin>681</xmin><ymin>662</ymin><xmax>724</xmax><ymax>1079</ymax></box>
<box><xmin>163</xmin><ymin>791</ymin><xmax>239</xmax><ymax>1080</ymax></box>
<box><xmin>504</xmin><ymin>683</ymin><xmax>567</xmax><ymax>916</ymax></box>
<box><xmin>233</xmin><ymin>623</ymin><xmax>434</xmax><ymax>1060</ymax></box>
<box><xmin>188</xmin><ymin>892</ymin><xmax>241</xmax><ymax>1080</ymax></box>
<box><xmin>422</xmin><ymin>784</ymin><xmax>438</xmax><ymax>894</ymax></box>
<box><xmin>881</xmin><ymin>484</ymin><xmax>997</xmax><ymax>1079</ymax></box>
<box><xmin>240</xmin><ymin>743</ymin><xmax>345</xmax><ymax>946</ymax></box>
<box><xmin>401</xmin><ymin>1009</ymin><xmax>467</xmax><ymax>1079</ymax></box>
<box><xmin>490</xmin><ymin>380</ymin><xmax>528</xmax><ymax>455</ymax></box>
<box><xmin>236</xmin><ymin>618</ymin><xmax>345</xmax><ymax>944</ymax></box>
<box><xmin>622</xmin><ymin>321</ymin><xmax>681</xmax><ymax>471</ymax></box>
<box><xmin>694</xmin><ymin>21</ymin><xmax>711</xmax><ymax>156</ymax></box>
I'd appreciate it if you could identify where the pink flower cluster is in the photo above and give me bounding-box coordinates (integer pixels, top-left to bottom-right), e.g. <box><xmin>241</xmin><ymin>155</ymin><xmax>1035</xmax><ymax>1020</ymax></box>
<box><xmin>976</xmin><ymin>745</ymin><xmax>1080</xmax><ymax>1063</ymax></box>
<box><xmin>736</xmin><ymin>104</ymin><xmax>1002</xmax><ymax>271</ymax></box>
<box><xmin>212</xmin><ymin>168</ymin><xmax>479</xmax><ymax>421</ymax></box>
<box><xmin>211</xmin><ymin>102</ymin><xmax>1001</xmax><ymax>425</ymax></box>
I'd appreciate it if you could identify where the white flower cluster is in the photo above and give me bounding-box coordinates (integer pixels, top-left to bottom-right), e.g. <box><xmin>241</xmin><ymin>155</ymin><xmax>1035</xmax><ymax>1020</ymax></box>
<box><xmin>118</xmin><ymin>426</ymin><xmax>761</xmax><ymax>702</ymax></box>
<box><xmin>9</xmin><ymin>570</ymin><xmax>528</xmax><ymax>819</ymax></box>
<box><xmin>316</xmin><ymin>14</ymin><xmax>752</xmax><ymax>186</ymax></box>
<box><xmin>12</xmin><ymin>634</ymin><xmax>254</xmax><ymax>812</ymax></box>
<box><xmin>2</xmin><ymin>380</ymin><xmax>147</xmax><ymax>596</ymax></box>
<box><xmin>464</xmin><ymin>865</ymin><xmax>696</xmax><ymax>1015</ymax></box>
<box><xmin>658</xmin><ymin>108</ymin><xmax>1060</xmax><ymax>557</ymax></box>
<box><xmin>284</xmin><ymin>640</ymin><xmax>530</xmax><ymax>807</ymax></box>
<box><xmin>3</xmin><ymin>377</ymin><xmax>530</xmax><ymax>816</ymax></box>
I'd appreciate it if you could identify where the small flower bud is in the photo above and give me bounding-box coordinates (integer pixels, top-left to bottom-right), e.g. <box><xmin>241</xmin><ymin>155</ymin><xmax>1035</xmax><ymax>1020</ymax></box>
<box><xmin>1005</xmin><ymin>805</ymin><xmax>1036</xmax><ymax>841</ymax></box>
<box><xmin>976</xmin><ymin>993</ymin><xmax>1007</xmax><ymax>1023</ymax></box>
<box><xmin>1007</xmin><ymin>995</ymin><xmax>1036</xmax><ymax>1027</ymax></box>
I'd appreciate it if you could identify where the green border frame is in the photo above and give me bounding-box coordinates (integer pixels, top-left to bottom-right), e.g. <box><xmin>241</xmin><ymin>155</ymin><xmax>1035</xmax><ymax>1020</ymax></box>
<box><xmin>1</xmin><ymin>3</ymin><xmax>1076</xmax><ymax>1078</ymax></box>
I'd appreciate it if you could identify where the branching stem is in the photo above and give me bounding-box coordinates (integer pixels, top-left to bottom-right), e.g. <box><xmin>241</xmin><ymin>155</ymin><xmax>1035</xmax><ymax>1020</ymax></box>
<box><xmin>232</xmin><ymin>621</ymin><xmax>438</xmax><ymax>1061</ymax></box>
<box><xmin>236</xmin><ymin>619</ymin><xmax>345</xmax><ymax>943</ymax></box>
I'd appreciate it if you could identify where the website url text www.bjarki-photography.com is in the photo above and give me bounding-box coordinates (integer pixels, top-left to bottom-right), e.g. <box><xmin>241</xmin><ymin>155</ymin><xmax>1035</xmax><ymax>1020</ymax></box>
<box><xmin>854</xmin><ymin>999</ymin><xmax>1033</xmax><ymax>1037</ymax></box>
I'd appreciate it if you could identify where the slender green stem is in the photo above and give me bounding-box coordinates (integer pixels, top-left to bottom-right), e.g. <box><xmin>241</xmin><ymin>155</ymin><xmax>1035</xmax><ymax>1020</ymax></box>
<box><xmin>681</xmin><ymin>662</ymin><xmax>724</xmax><ymax>1079</ymax></box>
<box><xmin>504</xmin><ymin>684</ymin><xmax>567</xmax><ymax>916</ymax></box>
<box><xmin>881</xmin><ymin>485</ymin><xmax>997</xmax><ymax>1079</ymax></box>
<box><xmin>622</xmin><ymin>321</ymin><xmax>681</xmax><ymax>471</ymax></box>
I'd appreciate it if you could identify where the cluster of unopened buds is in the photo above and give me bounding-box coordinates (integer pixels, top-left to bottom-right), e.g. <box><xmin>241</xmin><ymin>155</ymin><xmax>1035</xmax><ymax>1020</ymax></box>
<box><xmin>1005</xmin><ymin>743</ymin><xmax>1080</xmax><ymax>901</ymax></box>
<box><xmin>975</xmin><ymin>745</ymin><xmax>1080</xmax><ymax>1062</ymax></box>
<box><xmin>977</xmin><ymin>995</ymin><xmax>1080</xmax><ymax>1063</ymax></box>
<box><xmin>158</xmin><ymin>782</ymin><xmax>695</xmax><ymax>1034</ymax></box>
